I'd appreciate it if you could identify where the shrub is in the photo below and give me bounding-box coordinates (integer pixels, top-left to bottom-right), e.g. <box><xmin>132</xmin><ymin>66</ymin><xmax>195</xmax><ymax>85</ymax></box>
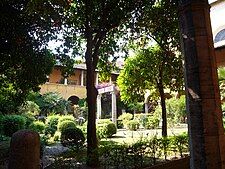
<box><xmin>57</xmin><ymin>120</ymin><xmax>76</xmax><ymax>132</ymax></box>
<box><xmin>134</xmin><ymin>113</ymin><xmax>151</xmax><ymax>127</ymax></box>
<box><xmin>18</xmin><ymin>101</ymin><xmax>40</xmax><ymax>117</ymax></box>
<box><xmin>45</xmin><ymin>115</ymin><xmax>60</xmax><ymax>132</ymax></box>
<box><xmin>97</xmin><ymin>121</ymin><xmax>117</xmax><ymax>139</ymax></box>
<box><xmin>58</xmin><ymin>115</ymin><xmax>75</xmax><ymax>125</ymax></box>
<box><xmin>61</xmin><ymin>127</ymin><xmax>85</xmax><ymax>149</ymax></box>
<box><xmin>126</xmin><ymin>120</ymin><xmax>139</xmax><ymax>131</ymax></box>
<box><xmin>2</xmin><ymin>115</ymin><xmax>26</xmax><ymax>137</ymax></box>
<box><xmin>118</xmin><ymin>113</ymin><xmax>133</xmax><ymax>128</ymax></box>
<box><xmin>143</xmin><ymin>116</ymin><xmax>160</xmax><ymax>129</ymax></box>
<box><xmin>21</xmin><ymin>114</ymin><xmax>35</xmax><ymax>128</ymax></box>
<box><xmin>29</xmin><ymin>121</ymin><xmax>46</xmax><ymax>134</ymax></box>
<box><xmin>53</xmin><ymin>131</ymin><xmax>61</xmax><ymax>141</ymax></box>
<box><xmin>171</xmin><ymin>132</ymin><xmax>189</xmax><ymax>157</ymax></box>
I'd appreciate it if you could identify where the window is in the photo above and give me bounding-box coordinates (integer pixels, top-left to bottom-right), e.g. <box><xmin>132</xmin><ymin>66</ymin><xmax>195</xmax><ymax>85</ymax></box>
<box><xmin>214</xmin><ymin>29</ymin><xmax>225</xmax><ymax>43</ymax></box>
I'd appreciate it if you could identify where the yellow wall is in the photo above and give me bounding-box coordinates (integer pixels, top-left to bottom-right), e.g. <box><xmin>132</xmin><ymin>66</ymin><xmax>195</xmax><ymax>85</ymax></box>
<box><xmin>40</xmin><ymin>83</ymin><xmax>86</xmax><ymax>100</ymax></box>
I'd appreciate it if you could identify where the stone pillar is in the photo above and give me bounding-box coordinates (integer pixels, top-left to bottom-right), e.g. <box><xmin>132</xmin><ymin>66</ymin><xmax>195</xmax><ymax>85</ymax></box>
<box><xmin>177</xmin><ymin>1</ymin><xmax>225</xmax><ymax>169</ymax></box>
<box><xmin>111</xmin><ymin>89</ymin><xmax>117</xmax><ymax>126</ymax></box>
<box><xmin>81</xmin><ymin>70</ymin><xmax>84</xmax><ymax>86</ymax></box>
<box><xmin>97</xmin><ymin>94</ymin><xmax>102</xmax><ymax>119</ymax></box>
<box><xmin>64</xmin><ymin>78</ymin><xmax>68</xmax><ymax>85</ymax></box>
<box><xmin>145</xmin><ymin>102</ymin><xmax>148</xmax><ymax>114</ymax></box>
<box><xmin>8</xmin><ymin>129</ymin><xmax>40</xmax><ymax>169</ymax></box>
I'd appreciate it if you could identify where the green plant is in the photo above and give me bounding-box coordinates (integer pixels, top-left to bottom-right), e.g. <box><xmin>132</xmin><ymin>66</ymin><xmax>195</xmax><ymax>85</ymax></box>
<box><xmin>57</xmin><ymin>120</ymin><xmax>76</xmax><ymax>133</ymax></box>
<box><xmin>45</xmin><ymin>114</ymin><xmax>61</xmax><ymax>132</ymax></box>
<box><xmin>39</xmin><ymin>92</ymin><xmax>71</xmax><ymax>116</ymax></box>
<box><xmin>21</xmin><ymin>114</ymin><xmax>35</xmax><ymax>128</ymax></box>
<box><xmin>29</xmin><ymin>121</ymin><xmax>46</xmax><ymax>134</ymax></box>
<box><xmin>126</xmin><ymin>120</ymin><xmax>140</xmax><ymax>131</ymax></box>
<box><xmin>18</xmin><ymin>101</ymin><xmax>40</xmax><ymax>117</ymax></box>
<box><xmin>53</xmin><ymin>131</ymin><xmax>61</xmax><ymax>141</ymax></box>
<box><xmin>143</xmin><ymin>116</ymin><xmax>160</xmax><ymax>129</ymax></box>
<box><xmin>171</xmin><ymin>132</ymin><xmax>189</xmax><ymax>157</ymax></box>
<box><xmin>118</xmin><ymin>113</ymin><xmax>133</xmax><ymax>128</ymax></box>
<box><xmin>159</xmin><ymin>136</ymin><xmax>171</xmax><ymax>160</ymax></box>
<box><xmin>97</xmin><ymin>121</ymin><xmax>117</xmax><ymax>139</ymax></box>
<box><xmin>2</xmin><ymin>115</ymin><xmax>26</xmax><ymax>137</ymax></box>
<box><xmin>61</xmin><ymin>127</ymin><xmax>85</xmax><ymax>150</ymax></box>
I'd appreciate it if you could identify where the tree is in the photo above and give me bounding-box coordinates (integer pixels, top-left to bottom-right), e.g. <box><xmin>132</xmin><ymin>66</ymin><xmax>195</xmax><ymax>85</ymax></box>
<box><xmin>117</xmin><ymin>45</ymin><xmax>183</xmax><ymax>136</ymax></box>
<box><xmin>59</xmin><ymin>1</ymin><xmax>150</xmax><ymax>166</ymax></box>
<box><xmin>0</xmin><ymin>0</ymin><xmax>66</xmax><ymax>113</ymax></box>
<box><xmin>117</xmin><ymin>0</ymin><xmax>182</xmax><ymax>137</ymax></box>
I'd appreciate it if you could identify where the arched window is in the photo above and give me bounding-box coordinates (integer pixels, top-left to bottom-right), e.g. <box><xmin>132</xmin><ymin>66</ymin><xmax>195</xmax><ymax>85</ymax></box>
<box><xmin>214</xmin><ymin>29</ymin><xmax>225</xmax><ymax>43</ymax></box>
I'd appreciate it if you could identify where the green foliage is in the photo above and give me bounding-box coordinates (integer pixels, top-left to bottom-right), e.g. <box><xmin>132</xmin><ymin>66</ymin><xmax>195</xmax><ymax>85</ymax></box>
<box><xmin>128</xmin><ymin>102</ymin><xmax>144</xmax><ymax>113</ymax></box>
<box><xmin>61</xmin><ymin>127</ymin><xmax>85</xmax><ymax>150</ymax></box>
<box><xmin>126</xmin><ymin>120</ymin><xmax>140</xmax><ymax>131</ymax></box>
<box><xmin>0</xmin><ymin>0</ymin><xmax>57</xmax><ymax>113</ymax></box>
<box><xmin>166</xmin><ymin>95</ymin><xmax>186</xmax><ymax>123</ymax></box>
<box><xmin>39</xmin><ymin>92</ymin><xmax>71</xmax><ymax>116</ymax></box>
<box><xmin>218</xmin><ymin>67</ymin><xmax>225</xmax><ymax>101</ymax></box>
<box><xmin>57</xmin><ymin>115</ymin><xmax>75</xmax><ymax>126</ymax></box>
<box><xmin>97</xmin><ymin>120</ymin><xmax>117</xmax><ymax>139</ymax></box>
<box><xmin>118</xmin><ymin>113</ymin><xmax>133</xmax><ymax>128</ymax></box>
<box><xmin>99</xmin><ymin>133</ymin><xmax>189</xmax><ymax>168</ymax></box>
<box><xmin>1</xmin><ymin>115</ymin><xmax>26</xmax><ymax>137</ymax></box>
<box><xmin>57</xmin><ymin>120</ymin><xmax>76</xmax><ymax>133</ymax></box>
<box><xmin>142</xmin><ymin>116</ymin><xmax>160</xmax><ymax>129</ymax></box>
<box><xmin>21</xmin><ymin>114</ymin><xmax>35</xmax><ymax>128</ymax></box>
<box><xmin>29</xmin><ymin>121</ymin><xmax>46</xmax><ymax>134</ymax></box>
<box><xmin>171</xmin><ymin>133</ymin><xmax>189</xmax><ymax>157</ymax></box>
<box><xmin>45</xmin><ymin>114</ymin><xmax>61</xmax><ymax>132</ymax></box>
<box><xmin>18</xmin><ymin>101</ymin><xmax>40</xmax><ymax>117</ymax></box>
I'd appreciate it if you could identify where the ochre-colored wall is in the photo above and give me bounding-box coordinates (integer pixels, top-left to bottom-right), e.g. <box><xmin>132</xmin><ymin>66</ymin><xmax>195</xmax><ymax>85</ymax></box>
<box><xmin>40</xmin><ymin>83</ymin><xmax>86</xmax><ymax>100</ymax></box>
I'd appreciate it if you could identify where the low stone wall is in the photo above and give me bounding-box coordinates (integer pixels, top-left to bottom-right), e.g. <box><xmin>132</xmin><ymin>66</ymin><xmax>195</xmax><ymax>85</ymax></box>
<box><xmin>145</xmin><ymin>157</ymin><xmax>190</xmax><ymax>169</ymax></box>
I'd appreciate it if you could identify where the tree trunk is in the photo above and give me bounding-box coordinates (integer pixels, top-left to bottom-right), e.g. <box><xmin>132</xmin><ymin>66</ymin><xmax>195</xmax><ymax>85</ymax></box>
<box><xmin>85</xmin><ymin>39</ymin><xmax>99</xmax><ymax>167</ymax></box>
<box><xmin>157</xmin><ymin>75</ymin><xmax>167</xmax><ymax>137</ymax></box>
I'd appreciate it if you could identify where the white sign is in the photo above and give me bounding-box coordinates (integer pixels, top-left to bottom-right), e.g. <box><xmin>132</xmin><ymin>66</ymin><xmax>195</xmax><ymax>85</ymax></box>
<box><xmin>98</xmin><ymin>85</ymin><xmax>114</xmax><ymax>94</ymax></box>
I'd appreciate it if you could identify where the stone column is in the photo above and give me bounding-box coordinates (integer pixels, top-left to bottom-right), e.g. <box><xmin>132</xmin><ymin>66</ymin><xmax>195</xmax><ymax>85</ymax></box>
<box><xmin>64</xmin><ymin>78</ymin><xmax>68</xmax><ymax>85</ymax></box>
<box><xmin>177</xmin><ymin>1</ymin><xmax>225</xmax><ymax>169</ymax></box>
<box><xmin>111</xmin><ymin>90</ymin><xmax>117</xmax><ymax>126</ymax></box>
<box><xmin>8</xmin><ymin>130</ymin><xmax>40</xmax><ymax>169</ymax></box>
<box><xmin>97</xmin><ymin>94</ymin><xmax>102</xmax><ymax>119</ymax></box>
<box><xmin>81</xmin><ymin>70</ymin><xmax>84</xmax><ymax>86</ymax></box>
<box><xmin>145</xmin><ymin>103</ymin><xmax>148</xmax><ymax>114</ymax></box>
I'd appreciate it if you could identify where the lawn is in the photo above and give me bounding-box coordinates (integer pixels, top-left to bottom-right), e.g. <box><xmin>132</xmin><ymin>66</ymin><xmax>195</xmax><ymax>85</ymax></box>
<box><xmin>102</xmin><ymin>124</ymin><xmax>188</xmax><ymax>144</ymax></box>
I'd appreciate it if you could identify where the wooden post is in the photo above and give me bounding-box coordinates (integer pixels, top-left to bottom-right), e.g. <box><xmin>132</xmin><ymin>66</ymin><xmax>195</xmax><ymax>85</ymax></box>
<box><xmin>8</xmin><ymin>129</ymin><xmax>40</xmax><ymax>169</ymax></box>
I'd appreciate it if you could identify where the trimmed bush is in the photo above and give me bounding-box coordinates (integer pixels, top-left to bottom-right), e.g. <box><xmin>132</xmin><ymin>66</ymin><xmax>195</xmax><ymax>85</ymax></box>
<box><xmin>57</xmin><ymin>115</ymin><xmax>75</xmax><ymax>128</ymax></box>
<box><xmin>126</xmin><ymin>119</ymin><xmax>139</xmax><ymax>131</ymax></box>
<box><xmin>97</xmin><ymin>121</ymin><xmax>117</xmax><ymax>139</ymax></box>
<box><xmin>143</xmin><ymin>116</ymin><xmax>159</xmax><ymax>129</ymax></box>
<box><xmin>57</xmin><ymin>120</ymin><xmax>76</xmax><ymax>132</ymax></box>
<box><xmin>61</xmin><ymin>127</ymin><xmax>85</xmax><ymax>149</ymax></box>
<box><xmin>2</xmin><ymin>115</ymin><xmax>26</xmax><ymax>137</ymax></box>
<box><xmin>118</xmin><ymin>113</ymin><xmax>133</xmax><ymax>128</ymax></box>
<box><xmin>29</xmin><ymin>121</ymin><xmax>46</xmax><ymax>134</ymax></box>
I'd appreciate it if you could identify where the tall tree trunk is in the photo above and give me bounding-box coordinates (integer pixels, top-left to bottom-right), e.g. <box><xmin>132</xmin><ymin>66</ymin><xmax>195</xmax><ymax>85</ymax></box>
<box><xmin>85</xmin><ymin>38</ymin><xmax>99</xmax><ymax>167</ymax></box>
<box><xmin>157</xmin><ymin>73</ymin><xmax>167</xmax><ymax>137</ymax></box>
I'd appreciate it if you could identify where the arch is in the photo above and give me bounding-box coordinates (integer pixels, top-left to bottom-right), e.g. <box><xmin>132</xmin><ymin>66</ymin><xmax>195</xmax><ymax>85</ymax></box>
<box><xmin>68</xmin><ymin>95</ymin><xmax>80</xmax><ymax>105</ymax></box>
<box><xmin>214</xmin><ymin>28</ymin><xmax>225</xmax><ymax>43</ymax></box>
